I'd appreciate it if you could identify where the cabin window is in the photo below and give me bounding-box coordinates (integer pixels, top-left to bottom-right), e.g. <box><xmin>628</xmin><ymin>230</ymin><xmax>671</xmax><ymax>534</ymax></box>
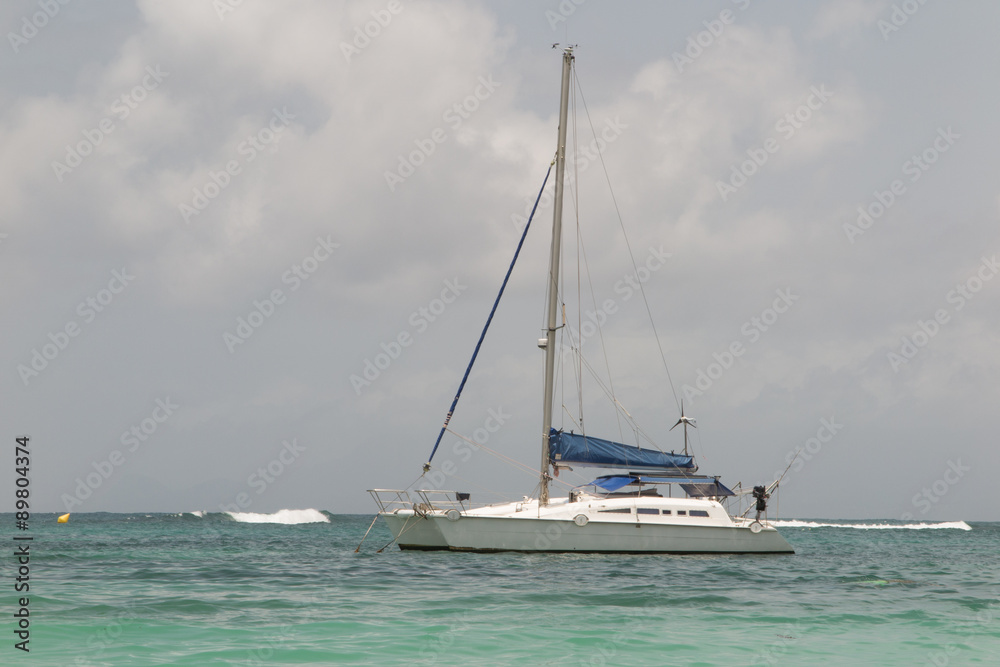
<box><xmin>637</xmin><ymin>508</ymin><xmax>658</xmax><ymax>515</ymax></box>
<box><xmin>661</xmin><ymin>510</ymin><xmax>672</xmax><ymax>515</ymax></box>
<box><xmin>690</xmin><ymin>510</ymin><xmax>710</xmax><ymax>517</ymax></box>
<box><xmin>598</xmin><ymin>508</ymin><xmax>631</xmax><ymax>514</ymax></box>
<box><xmin>676</xmin><ymin>510</ymin><xmax>687</xmax><ymax>516</ymax></box>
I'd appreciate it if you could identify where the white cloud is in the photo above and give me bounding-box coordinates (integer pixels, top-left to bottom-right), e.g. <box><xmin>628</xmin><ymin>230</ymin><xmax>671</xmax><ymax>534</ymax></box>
<box><xmin>808</xmin><ymin>0</ymin><xmax>890</xmax><ymax>42</ymax></box>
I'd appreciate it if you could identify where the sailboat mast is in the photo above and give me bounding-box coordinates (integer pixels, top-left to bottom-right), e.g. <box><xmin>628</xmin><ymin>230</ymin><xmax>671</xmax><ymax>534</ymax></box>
<box><xmin>540</xmin><ymin>46</ymin><xmax>574</xmax><ymax>506</ymax></box>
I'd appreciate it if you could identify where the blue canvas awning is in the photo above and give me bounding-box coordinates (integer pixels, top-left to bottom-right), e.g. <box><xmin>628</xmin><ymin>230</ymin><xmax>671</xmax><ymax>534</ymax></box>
<box><xmin>585</xmin><ymin>475</ymin><xmax>735</xmax><ymax>497</ymax></box>
<box><xmin>588</xmin><ymin>475</ymin><xmax>639</xmax><ymax>492</ymax></box>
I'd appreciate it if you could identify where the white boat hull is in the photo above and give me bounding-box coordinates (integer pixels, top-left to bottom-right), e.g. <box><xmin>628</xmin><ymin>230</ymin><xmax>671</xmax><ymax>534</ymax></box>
<box><xmin>380</xmin><ymin>496</ymin><xmax>793</xmax><ymax>554</ymax></box>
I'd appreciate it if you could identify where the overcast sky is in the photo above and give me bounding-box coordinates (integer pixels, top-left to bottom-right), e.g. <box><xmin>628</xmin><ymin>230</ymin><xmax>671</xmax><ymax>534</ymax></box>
<box><xmin>3</xmin><ymin>1</ymin><xmax>998</xmax><ymax>520</ymax></box>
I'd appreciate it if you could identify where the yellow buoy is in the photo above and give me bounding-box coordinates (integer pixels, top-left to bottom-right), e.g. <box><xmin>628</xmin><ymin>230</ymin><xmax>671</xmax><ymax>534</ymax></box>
<box><xmin>57</xmin><ymin>513</ymin><xmax>70</xmax><ymax>523</ymax></box>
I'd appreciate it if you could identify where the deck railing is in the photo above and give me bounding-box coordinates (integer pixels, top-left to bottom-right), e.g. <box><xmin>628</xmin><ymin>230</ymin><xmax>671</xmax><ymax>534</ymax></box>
<box><xmin>367</xmin><ymin>488</ymin><xmax>472</xmax><ymax>514</ymax></box>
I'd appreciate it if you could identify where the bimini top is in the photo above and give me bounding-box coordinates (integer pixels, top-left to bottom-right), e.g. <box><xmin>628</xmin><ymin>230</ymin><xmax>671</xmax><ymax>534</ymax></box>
<box><xmin>548</xmin><ymin>429</ymin><xmax>696</xmax><ymax>473</ymax></box>
<box><xmin>585</xmin><ymin>474</ymin><xmax>736</xmax><ymax>497</ymax></box>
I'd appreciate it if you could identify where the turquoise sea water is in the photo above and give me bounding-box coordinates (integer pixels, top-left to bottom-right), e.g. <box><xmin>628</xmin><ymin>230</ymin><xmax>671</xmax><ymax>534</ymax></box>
<box><xmin>5</xmin><ymin>512</ymin><xmax>998</xmax><ymax>666</ymax></box>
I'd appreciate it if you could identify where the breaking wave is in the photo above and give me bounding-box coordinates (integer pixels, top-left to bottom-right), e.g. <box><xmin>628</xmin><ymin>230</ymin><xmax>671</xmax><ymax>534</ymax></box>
<box><xmin>772</xmin><ymin>520</ymin><xmax>971</xmax><ymax>531</ymax></box>
<box><xmin>223</xmin><ymin>508</ymin><xmax>330</xmax><ymax>524</ymax></box>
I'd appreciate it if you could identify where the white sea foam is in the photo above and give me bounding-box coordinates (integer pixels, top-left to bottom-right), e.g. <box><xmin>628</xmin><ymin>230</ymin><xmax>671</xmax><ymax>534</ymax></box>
<box><xmin>225</xmin><ymin>508</ymin><xmax>329</xmax><ymax>524</ymax></box>
<box><xmin>189</xmin><ymin>511</ymin><xmax>205</xmax><ymax>518</ymax></box>
<box><xmin>772</xmin><ymin>519</ymin><xmax>972</xmax><ymax>531</ymax></box>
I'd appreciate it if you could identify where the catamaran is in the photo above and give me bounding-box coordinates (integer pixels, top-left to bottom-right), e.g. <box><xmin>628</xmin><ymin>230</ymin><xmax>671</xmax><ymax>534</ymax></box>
<box><xmin>367</xmin><ymin>47</ymin><xmax>793</xmax><ymax>554</ymax></box>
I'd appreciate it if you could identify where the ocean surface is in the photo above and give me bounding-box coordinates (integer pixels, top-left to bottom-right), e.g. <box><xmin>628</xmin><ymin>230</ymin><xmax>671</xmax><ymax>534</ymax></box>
<box><xmin>6</xmin><ymin>511</ymin><xmax>998</xmax><ymax>666</ymax></box>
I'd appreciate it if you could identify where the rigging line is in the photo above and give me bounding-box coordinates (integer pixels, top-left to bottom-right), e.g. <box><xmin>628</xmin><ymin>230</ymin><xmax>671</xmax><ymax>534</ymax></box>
<box><xmin>552</xmin><ymin>467</ymin><xmax>595</xmax><ymax>490</ymax></box>
<box><xmin>354</xmin><ymin>514</ymin><xmax>380</xmax><ymax>552</ymax></box>
<box><xmin>424</xmin><ymin>162</ymin><xmax>554</xmax><ymax>469</ymax></box>
<box><xmin>769</xmin><ymin>448</ymin><xmax>802</xmax><ymax>493</ymax></box>
<box><xmin>550</xmin><ymin>452</ymin><xmax>610</xmax><ymax>489</ymax></box>
<box><xmin>402</xmin><ymin>470</ymin><xmax>430</xmax><ymax>495</ymax></box>
<box><xmin>577</xmin><ymin>229</ymin><xmax>626</xmax><ymax>445</ymax></box>
<box><xmin>568</xmin><ymin>355</ymin><xmax>703</xmax><ymax>483</ymax></box>
<box><xmin>444</xmin><ymin>428</ymin><xmax>539</xmax><ymax>478</ymax></box>
<box><xmin>447</xmin><ymin>431</ymin><xmax>575</xmax><ymax>492</ymax></box>
<box><xmin>576</xmin><ymin>352</ymin><xmax>662</xmax><ymax>452</ymax></box>
<box><xmin>577</xmin><ymin>354</ymin><xmax>636</xmax><ymax>436</ymax></box>
<box><xmin>432</xmin><ymin>467</ymin><xmax>519</xmax><ymax>502</ymax></box>
<box><xmin>483</xmin><ymin>447</ymin><xmax>578</xmax><ymax>491</ymax></box>
<box><xmin>561</xmin><ymin>403</ymin><xmax>583</xmax><ymax>431</ymax></box>
<box><xmin>443</xmin><ymin>465</ymin><xmax>571</xmax><ymax>502</ymax></box>
<box><xmin>375</xmin><ymin>513</ymin><xmax>422</xmax><ymax>553</ymax></box>
<box><xmin>445</xmin><ymin>427</ymin><xmax>578</xmax><ymax>491</ymax></box>
<box><xmin>692</xmin><ymin>421</ymin><xmax>705</xmax><ymax>463</ymax></box>
<box><xmin>574</xmin><ymin>71</ymin><xmax>682</xmax><ymax>417</ymax></box>
<box><xmin>571</xmin><ymin>68</ymin><xmax>585</xmax><ymax>429</ymax></box>
<box><xmin>560</xmin><ymin>339</ymin><xmax>567</xmax><ymax>431</ymax></box>
<box><xmin>554</xmin><ymin>76</ymin><xmax>580</xmax><ymax>435</ymax></box>
<box><xmin>563</xmin><ymin>329</ymin><xmax>578</xmax><ymax>435</ymax></box>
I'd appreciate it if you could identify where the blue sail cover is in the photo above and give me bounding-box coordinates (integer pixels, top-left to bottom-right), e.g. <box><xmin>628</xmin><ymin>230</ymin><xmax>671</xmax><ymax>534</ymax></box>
<box><xmin>549</xmin><ymin>429</ymin><xmax>696</xmax><ymax>472</ymax></box>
